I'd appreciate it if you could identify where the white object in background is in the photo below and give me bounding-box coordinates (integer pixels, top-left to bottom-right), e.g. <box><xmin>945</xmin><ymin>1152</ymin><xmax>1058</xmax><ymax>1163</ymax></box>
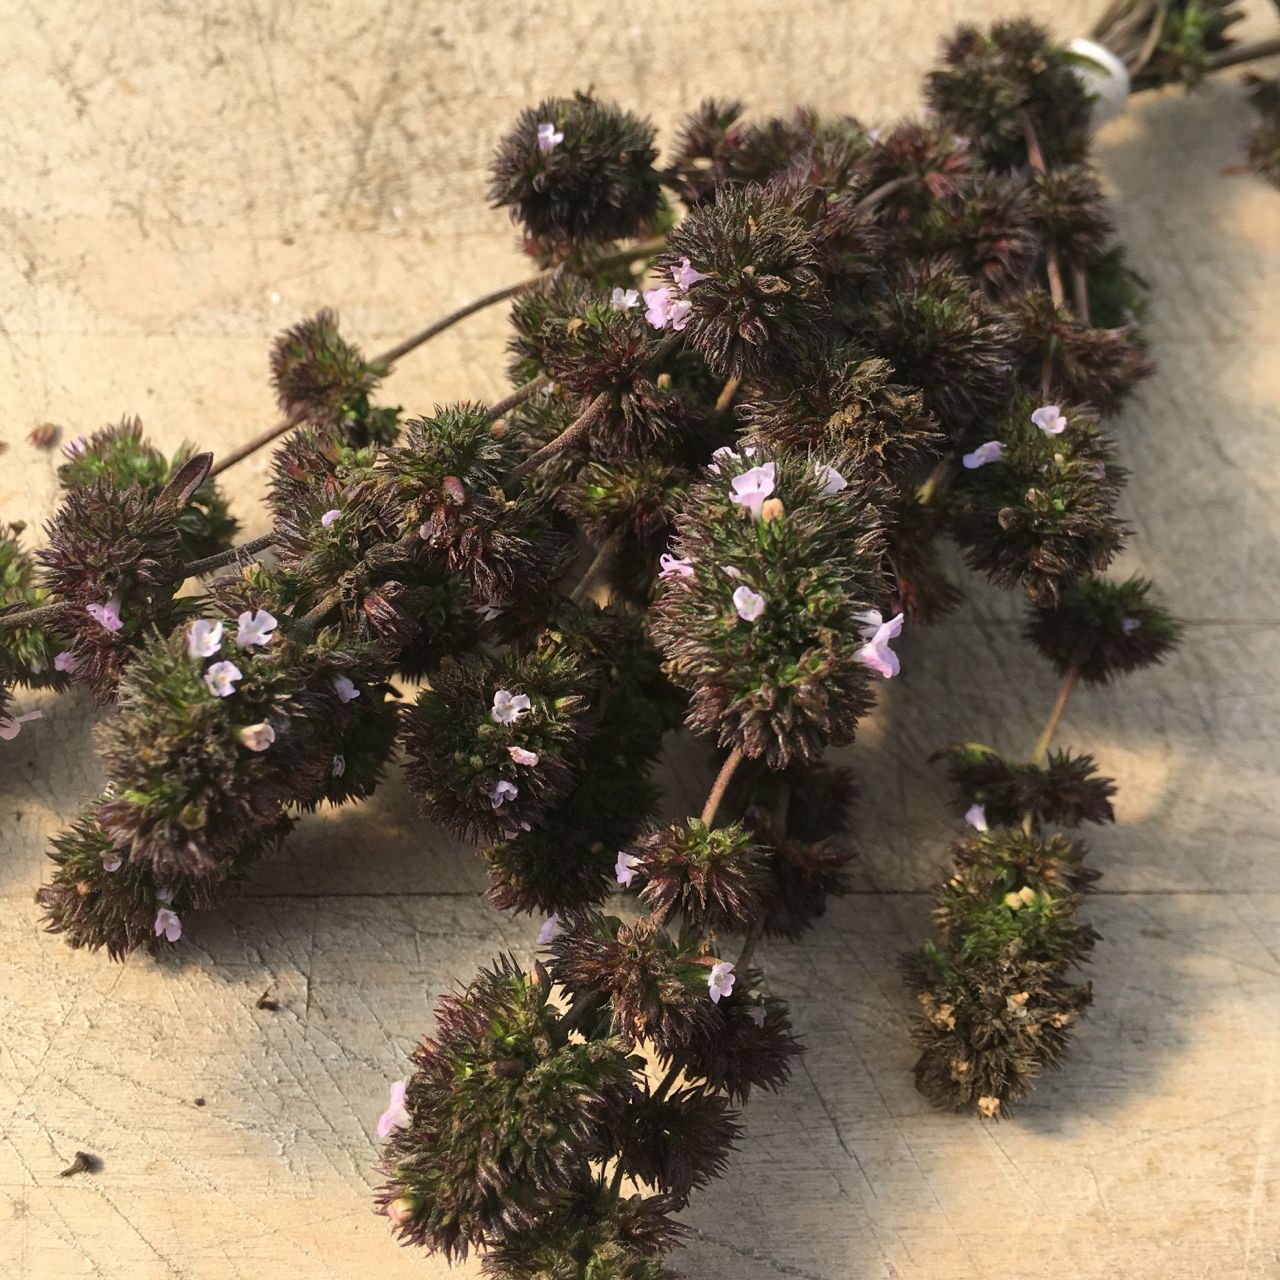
<box><xmin>1067</xmin><ymin>37</ymin><xmax>1131</xmax><ymax>128</ymax></box>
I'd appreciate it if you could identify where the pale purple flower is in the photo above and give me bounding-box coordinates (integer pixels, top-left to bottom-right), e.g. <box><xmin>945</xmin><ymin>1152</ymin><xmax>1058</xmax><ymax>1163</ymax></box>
<box><xmin>333</xmin><ymin>675</ymin><xmax>360</xmax><ymax>704</ymax></box>
<box><xmin>708</xmin><ymin>961</ymin><xmax>736</xmax><ymax>1004</ymax></box>
<box><xmin>332</xmin><ymin>754</ymin><xmax>346</xmax><ymax>778</ymax></box>
<box><xmin>478</xmin><ymin>603</ymin><xmax>504</xmax><ymax>623</ymax></box>
<box><xmin>0</xmin><ymin>710</ymin><xmax>43</xmax><ymax>741</ymax></box>
<box><xmin>615</xmin><ymin>850</ymin><xmax>639</xmax><ymax>888</ymax></box>
<box><xmin>508</xmin><ymin>745</ymin><xmax>539</xmax><ymax>767</ymax></box>
<box><xmin>1031</xmin><ymin>404</ymin><xmax>1068</xmax><ymax>436</ymax></box>
<box><xmin>154</xmin><ymin>907</ymin><xmax>182</xmax><ymax>943</ymax></box>
<box><xmin>962</xmin><ymin>441</ymin><xmax>1004</xmax><ymax>469</ymax></box>
<box><xmin>188</xmin><ymin>618</ymin><xmax>223</xmax><ymax>658</ymax></box>
<box><xmin>100</xmin><ymin>851</ymin><xmax>122</xmax><ymax>873</ymax></box>
<box><xmin>965</xmin><ymin>803</ymin><xmax>989</xmax><ymax>833</ymax></box>
<box><xmin>707</xmin><ymin>444</ymin><xmax>755</xmax><ymax>475</ymax></box>
<box><xmin>203</xmin><ymin>660</ymin><xmax>243</xmax><ymax>698</ymax></box>
<box><xmin>491</xmin><ymin>689</ymin><xmax>532</xmax><ymax>725</ymax></box>
<box><xmin>377</xmin><ymin>1080</ymin><xmax>411</xmax><ymax>1138</ymax></box>
<box><xmin>748</xmin><ymin>1005</ymin><xmax>766</xmax><ymax>1028</ymax></box>
<box><xmin>61</xmin><ymin>434</ymin><xmax>89</xmax><ymax>460</ymax></box>
<box><xmin>536</xmin><ymin>121</ymin><xmax>564</xmax><ymax>153</ymax></box>
<box><xmin>610</xmin><ymin>286</ymin><xmax>640</xmax><ymax>310</ymax></box>
<box><xmin>659</xmin><ymin>553</ymin><xmax>695</xmax><ymax>580</ymax></box>
<box><xmin>537</xmin><ymin>914</ymin><xmax>560</xmax><ymax>944</ymax></box>
<box><xmin>732</xmin><ymin>585</ymin><xmax>766</xmax><ymax>623</ymax></box>
<box><xmin>643</xmin><ymin>286</ymin><xmax>673</xmax><ymax>329</ymax></box>
<box><xmin>489</xmin><ymin>779</ymin><xmax>518</xmax><ymax>808</ymax></box>
<box><xmin>855</xmin><ymin>609</ymin><xmax>904</xmax><ymax>679</ymax></box>
<box><xmin>321</xmin><ymin>508</ymin><xmax>341</xmax><ymax>527</ymax></box>
<box><xmin>1087</xmin><ymin>461</ymin><xmax>1107</xmax><ymax>480</ymax></box>
<box><xmin>671</xmin><ymin>256</ymin><xmax>706</xmax><ymax>290</ymax></box>
<box><xmin>815</xmin><ymin>463</ymin><xmax>848</xmax><ymax>496</ymax></box>
<box><xmin>668</xmin><ymin>299</ymin><xmax>692</xmax><ymax>330</ymax></box>
<box><xmin>729</xmin><ymin>462</ymin><xmax>777</xmax><ymax>518</ymax></box>
<box><xmin>417</xmin><ymin>522</ymin><xmax>431</xmax><ymax>541</ymax></box>
<box><xmin>1121</xmin><ymin>616</ymin><xmax>1141</xmax><ymax>634</ymax></box>
<box><xmin>86</xmin><ymin>598</ymin><xmax>123</xmax><ymax>633</ymax></box>
<box><xmin>53</xmin><ymin>650</ymin><xmax>78</xmax><ymax>674</ymax></box>
<box><xmin>237</xmin><ymin>609</ymin><xmax>278</xmax><ymax>648</ymax></box>
<box><xmin>238</xmin><ymin>722</ymin><xmax>275</xmax><ymax>752</ymax></box>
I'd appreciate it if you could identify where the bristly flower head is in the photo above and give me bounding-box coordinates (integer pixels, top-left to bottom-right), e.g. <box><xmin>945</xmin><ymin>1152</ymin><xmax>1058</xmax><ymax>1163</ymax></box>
<box><xmin>658</xmin><ymin>184</ymin><xmax>829</xmax><ymax>381</ymax></box>
<box><xmin>860</xmin><ymin>257</ymin><xmax>1017</xmax><ymax>435</ymax></box>
<box><xmin>489</xmin><ymin>93</ymin><xmax>661</xmax><ymax>252</ymax></box>
<box><xmin>38</xmin><ymin>473</ymin><xmax>196</xmax><ymax>701</ymax></box>
<box><xmin>652</xmin><ymin>451</ymin><xmax>886</xmax><ymax>769</ymax></box>
<box><xmin>55</xmin><ymin>417</ymin><xmax>238</xmax><ymax>562</ymax></box>
<box><xmin>935</xmin><ymin>742</ymin><xmax>1117</xmax><ymax>829</ymax></box>
<box><xmin>0</xmin><ymin>528</ymin><xmax>67</xmax><ymax>688</ymax></box>
<box><xmin>377</xmin><ymin>956</ymin><xmax>639</xmax><ymax>1259</ymax></box>
<box><xmin>401</xmin><ymin>648</ymin><xmax>589</xmax><ymax>846</ymax></box>
<box><xmin>738</xmin><ymin>347</ymin><xmax>942</xmax><ymax>483</ymax></box>
<box><xmin>948</xmin><ymin>396</ymin><xmax>1125</xmax><ymax>603</ymax></box>
<box><xmin>902</xmin><ymin>827</ymin><xmax>1098</xmax><ymax>1114</ymax></box>
<box><xmin>270</xmin><ymin>309</ymin><xmax>397</xmax><ymax>446</ymax></box>
<box><xmin>624</xmin><ymin>819</ymin><xmax>766</xmax><ymax>933</ymax></box>
<box><xmin>925</xmin><ymin>20</ymin><xmax>1093</xmax><ymax>171</ymax></box>
<box><xmin>1023</xmin><ymin>574</ymin><xmax>1180</xmax><ymax>685</ymax></box>
<box><xmin>1031</xmin><ymin>165</ymin><xmax>1114</xmax><ymax>265</ymax></box>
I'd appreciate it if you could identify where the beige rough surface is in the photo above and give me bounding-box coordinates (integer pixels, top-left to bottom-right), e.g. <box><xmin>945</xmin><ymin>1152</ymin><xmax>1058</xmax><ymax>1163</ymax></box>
<box><xmin>1</xmin><ymin>1</ymin><xmax>1279</xmax><ymax>1277</ymax></box>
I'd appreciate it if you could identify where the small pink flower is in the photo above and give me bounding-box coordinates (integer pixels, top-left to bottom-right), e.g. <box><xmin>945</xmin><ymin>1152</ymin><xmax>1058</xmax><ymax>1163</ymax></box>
<box><xmin>1031</xmin><ymin>405</ymin><xmax>1068</xmax><ymax>436</ymax></box>
<box><xmin>671</xmin><ymin>257</ymin><xmax>706</xmax><ymax>291</ymax></box>
<box><xmin>238</xmin><ymin>722</ymin><xmax>275</xmax><ymax>752</ymax></box>
<box><xmin>491</xmin><ymin>689</ymin><xmax>532</xmax><ymax>725</ymax></box>
<box><xmin>733</xmin><ymin>585</ymin><xmax>766</xmax><ymax>623</ymax></box>
<box><xmin>333</xmin><ymin>675</ymin><xmax>360</xmax><ymax>703</ymax></box>
<box><xmin>1121</xmin><ymin>616</ymin><xmax>1141</xmax><ymax>634</ymax></box>
<box><xmin>377</xmin><ymin>1080</ymin><xmax>411</xmax><ymax>1138</ymax></box>
<box><xmin>188</xmin><ymin>618</ymin><xmax>223</xmax><ymax>658</ymax></box>
<box><xmin>962</xmin><ymin>441</ymin><xmax>1004</xmax><ymax>469</ymax></box>
<box><xmin>643</xmin><ymin>286</ymin><xmax>674</xmax><ymax>329</ymax></box>
<box><xmin>667</xmin><ymin>299</ymin><xmax>692</xmax><ymax>331</ymax></box>
<box><xmin>537</xmin><ymin>914</ymin><xmax>560</xmax><ymax>944</ymax></box>
<box><xmin>610</xmin><ymin>286</ymin><xmax>640</xmax><ymax>310</ymax></box>
<box><xmin>237</xmin><ymin>609</ymin><xmax>278</xmax><ymax>648</ymax></box>
<box><xmin>659</xmin><ymin>553</ymin><xmax>695</xmax><ymax>580</ymax></box>
<box><xmin>615</xmin><ymin>850</ymin><xmax>639</xmax><ymax>888</ymax></box>
<box><xmin>536</xmin><ymin>122</ymin><xmax>564</xmax><ymax>153</ymax></box>
<box><xmin>1087</xmin><ymin>461</ymin><xmax>1107</xmax><ymax>480</ymax></box>
<box><xmin>490</xmin><ymin>779</ymin><xmax>518</xmax><ymax>808</ymax></box>
<box><xmin>508</xmin><ymin>745</ymin><xmax>539</xmax><ymax>767</ymax></box>
<box><xmin>154</xmin><ymin>907</ymin><xmax>182</xmax><ymax>943</ymax></box>
<box><xmin>815</xmin><ymin>463</ymin><xmax>848</xmax><ymax>496</ymax></box>
<box><xmin>965</xmin><ymin>803</ymin><xmax>988</xmax><ymax>833</ymax></box>
<box><xmin>61</xmin><ymin>434</ymin><xmax>89</xmax><ymax>460</ymax></box>
<box><xmin>708</xmin><ymin>961</ymin><xmax>736</xmax><ymax>1003</ymax></box>
<box><xmin>203</xmin><ymin>661</ymin><xmax>243</xmax><ymax>697</ymax></box>
<box><xmin>101</xmin><ymin>851</ymin><xmax>122</xmax><ymax>872</ymax></box>
<box><xmin>86</xmin><ymin>598</ymin><xmax>123</xmax><ymax>633</ymax></box>
<box><xmin>855</xmin><ymin>609</ymin><xmax>904</xmax><ymax>679</ymax></box>
<box><xmin>53</xmin><ymin>650</ymin><xmax>78</xmax><ymax>673</ymax></box>
<box><xmin>332</xmin><ymin>754</ymin><xmax>346</xmax><ymax>778</ymax></box>
<box><xmin>0</xmin><ymin>710</ymin><xmax>43</xmax><ymax>741</ymax></box>
<box><xmin>729</xmin><ymin>462</ymin><xmax>777</xmax><ymax>519</ymax></box>
<box><xmin>748</xmin><ymin>1005</ymin><xmax>766</xmax><ymax>1028</ymax></box>
<box><xmin>321</xmin><ymin>509</ymin><xmax>341</xmax><ymax>527</ymax></box>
